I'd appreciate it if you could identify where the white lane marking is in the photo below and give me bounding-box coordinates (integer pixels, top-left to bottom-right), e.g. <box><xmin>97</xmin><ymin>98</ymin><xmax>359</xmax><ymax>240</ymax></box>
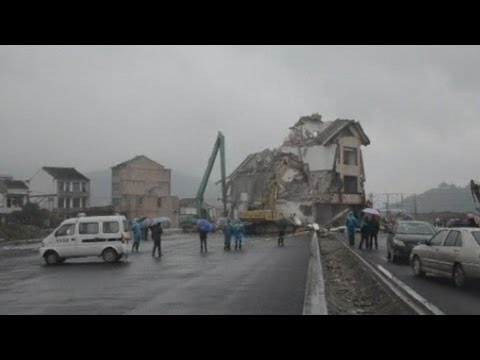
<box><xmin>377</xmin><ymin>265</ymin><xmax>445</xmax><ymax>315</ymax></box>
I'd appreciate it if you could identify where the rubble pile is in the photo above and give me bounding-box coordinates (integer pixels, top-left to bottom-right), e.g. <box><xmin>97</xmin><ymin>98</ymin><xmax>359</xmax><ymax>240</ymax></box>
<box><xmin>319</xmin><ymin>234</ymin><xmax>413</xmax><ymax>315</ymax></box>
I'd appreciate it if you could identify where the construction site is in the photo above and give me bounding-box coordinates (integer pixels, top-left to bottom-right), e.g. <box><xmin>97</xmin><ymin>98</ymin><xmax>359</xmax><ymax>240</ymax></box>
<box><xmin>222</xmin><ymin>113</ymin><xmax>371</xmax><ymax>233</ymax></box>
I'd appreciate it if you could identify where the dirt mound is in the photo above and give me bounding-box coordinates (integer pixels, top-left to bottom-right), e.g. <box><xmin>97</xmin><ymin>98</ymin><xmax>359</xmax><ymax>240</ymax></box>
<box><xmin>320</xmin><ymin>235</ymin><xmax>413</xmax><ymax>315</ymax></box>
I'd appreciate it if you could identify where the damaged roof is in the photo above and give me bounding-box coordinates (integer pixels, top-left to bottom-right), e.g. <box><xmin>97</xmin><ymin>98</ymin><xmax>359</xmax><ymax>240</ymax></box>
<box><xmin>43</xmin><ymin>167</ymin><xmax>89</xmax><ymax>181</ymax></box>
<box><xmin>317</xmin><ymin>119</ymin><xmax>370</xmax><ymax>146</ymax></box>
<box><xmin>112</xmin><ymin>155</ymin><xmax>165</xmax><ymax>170</ymax></box>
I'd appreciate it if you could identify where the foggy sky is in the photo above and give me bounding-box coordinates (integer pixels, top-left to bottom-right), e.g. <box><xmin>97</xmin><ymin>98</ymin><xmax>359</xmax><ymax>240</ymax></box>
<box><xmin>1</xmin><ymin>45</ymin><xmax>479</xmax><ymax>195</ymax></box>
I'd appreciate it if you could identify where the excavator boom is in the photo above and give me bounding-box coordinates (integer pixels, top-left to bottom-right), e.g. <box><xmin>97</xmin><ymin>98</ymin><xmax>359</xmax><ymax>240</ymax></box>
<box><xmin>471</xmin><ymin>180</ymin><xmax>480</xmax><ymax>212</ymax></box>
<box><xmin>196</xmin><ymin>131</ymin><xmax>227</xmax><ymax>219</ymax></box>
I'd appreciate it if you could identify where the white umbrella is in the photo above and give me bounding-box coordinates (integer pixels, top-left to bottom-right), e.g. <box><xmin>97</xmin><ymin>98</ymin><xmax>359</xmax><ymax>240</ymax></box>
<box><xmin>362</xmin><ymin>208</ymin><xmax>381</xmax><ymax>216</ymax></box>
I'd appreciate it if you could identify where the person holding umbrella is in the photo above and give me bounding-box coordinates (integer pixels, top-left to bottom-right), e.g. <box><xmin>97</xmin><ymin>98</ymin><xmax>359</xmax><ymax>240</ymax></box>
<box><xmin>197</xmin><ymin>219</ymin><xmax>212</xmax><ymax>253</ymax></box>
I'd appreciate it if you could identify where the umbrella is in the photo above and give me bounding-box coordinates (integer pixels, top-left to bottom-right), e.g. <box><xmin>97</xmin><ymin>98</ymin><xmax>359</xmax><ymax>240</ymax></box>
<box><xmin>362</xmin><ymin>208</ymin><xmax>381</xmax><ymax>216</ymax></box>
<box><xmin>141</xmin><ymin>218</ymin><xmax>152</xmax><ymax>227</ymax></box>
<box><xmin>151</xmin><ymin>217</ymin><xmax>171</xmax><ymax>227</ymax></box>
<box><xmin>196</xmin><ymin>219</ymin><xmax>213</xmax><ymax>232</ymax></box>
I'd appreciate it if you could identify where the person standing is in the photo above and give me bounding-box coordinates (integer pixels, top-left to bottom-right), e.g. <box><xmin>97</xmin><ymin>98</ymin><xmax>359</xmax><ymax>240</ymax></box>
<box><xmin>345</xmin><ymin>211</ymin><xmax>358</xmax><ymax>247</ymax></box>
<box><xmin>151</xmin><ymin>223</ymin><xmax>163</xmax><ymax>257</ymax></box>
<box><xmin>224</xmin><ymin>219</ymin><xmax>233</xmax><ymax>251</ymax></box>
<box><xmin>370</xmin><ymin>216</ymin><xmax>379</xmax><ymax>250</ymax></box>
<box><xmin>359</xmin><ymin>214</ymin><xmax>371</xmax><ymax>250</ymax></box>
<box><xmin>199</xmin><ymin>229</ymin><xmax>208</xmax><ymax>253</ymax></box>
<box><xmin>278</xmin><ymin>224</ymin><xmax>286</xmax><ymax>247</ymax></box>
<box><xmin>234</xmin><ymin>222</ymin><xmax>244</xmax><ymax>250</ymax></box>
<box><xmin>131</xmin><ymin>219</ymin><xmax>142</xmax><ymax>253</ymax></box>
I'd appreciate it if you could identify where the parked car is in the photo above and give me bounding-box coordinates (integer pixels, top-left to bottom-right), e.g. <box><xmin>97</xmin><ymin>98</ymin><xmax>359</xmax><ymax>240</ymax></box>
<box><xmin>39</xmin><ymin>214</ymin><xmax>130</xmax><ymax>265</ymax></box>
<box><xmin>411</xmin><ymin>228</ymin><xmax>480</xmax><ymax>288</ymax></box>
<box><xmin>387</xmin><ymin>221</ymin><xmax>436</xmax><ymax>263</ymax></box>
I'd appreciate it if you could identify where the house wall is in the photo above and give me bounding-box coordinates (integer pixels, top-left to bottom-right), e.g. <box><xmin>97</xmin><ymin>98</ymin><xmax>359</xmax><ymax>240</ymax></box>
<box><xmin>28</xmin><ymin>169</ymin><xmax>57</xmax><ymax>210</ymax></box>
<box><xmin>335</xmin><ymin>136</ymin><xmax>364</xmax><ymax>194</ymax></box>
<box><xmin>112</xmin><ymin>157</ymin><xmax>178</xmax><ymax>226</ymax></box>
<box><xmin>0</xmin><ymin>190</ymin><xmax>29</xmax><ymax>214</ymax></box>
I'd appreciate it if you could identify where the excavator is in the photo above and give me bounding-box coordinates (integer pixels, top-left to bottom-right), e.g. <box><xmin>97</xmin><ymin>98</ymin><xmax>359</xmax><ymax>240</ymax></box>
<box><xmin>238</xmin><ymin>156</ymin><xmax>311</xmax><ymax>234</ymax></box>
<box><xmin>239</xmin><ymin>177</ymin><xmax>286</xmax><ymax>235</ymax></box>
<box><xmin>180</xmin><ymin>131</ymin><xmax>228</xmax><ymax>232</ymax></box>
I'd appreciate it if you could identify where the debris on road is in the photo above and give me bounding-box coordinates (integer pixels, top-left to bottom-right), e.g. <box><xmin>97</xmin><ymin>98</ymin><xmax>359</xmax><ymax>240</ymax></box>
<box><xmin>319</xmin><ymin>235</ymin><xmax>414</xmax><ymax>315</ymax></box>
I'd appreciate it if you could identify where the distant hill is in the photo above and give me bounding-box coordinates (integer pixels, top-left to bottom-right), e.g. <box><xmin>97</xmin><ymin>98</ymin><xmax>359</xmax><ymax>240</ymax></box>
<box><xmin>86</xmin><ymin>169</ymin><xmax>222</xmax><ymax>207</ymax></box>
<box><xmin>392</xmin><ymin>182</ymin><xmax>477</xmax><ymax>213</ymax></box>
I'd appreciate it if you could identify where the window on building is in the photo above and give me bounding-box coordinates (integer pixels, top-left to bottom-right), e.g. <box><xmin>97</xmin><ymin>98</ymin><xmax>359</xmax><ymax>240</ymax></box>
<box><xmin>112</xmin><ymin>183</ymin><xmax>120</xmax><ymax>192</ymax></box>
<box><xmin>112</xmin><ymin>198</ymin><xmax>120</xmax><ymax>207</ymax></box>
<box><xmin>82</xmin><ymin>182</ymin><xmax>87</xmax><ymax>192</ymax></box>
<box><xmin>58</xmin><ymin>197</ymin><xmax>65</xmax><ymax>208</ymax></box>
<box><xmin>300</xmin><ymin>205</ymin><xmax>312</xmax><ymax>216</ymax></box>
<box><xmin>66</xmin><ymin>198</ymin><xmax>70</xmax><ymax>209</ymax></box>
<box><xmin>58</xmin><ymin>181</ymin><xmax>64</xmax><ymax>192</ymax></box>
<box><xmin>7</xmin><ymin>198</ymin><xmax>11</xmax><ymax>208</ymax></box>
<box><xmin>103</xmin><ymin>221</ymin><xmax>120</xmax><ymax>233</ymax></box>
<box><xmin>343</xmin><ymin>147</ymin><xmax>358</xmax><ymax>166</ymax></box>
<box><xmin>65</xmin><ymin>182</ymin><xmax>70</xmax><ymax>192</ymax></box>
<box><xmin>79</xmin><ymin>222</ymin><xmax>99</xmax><ymax>235</ymax></box>
<box><xmin>81</xmin><ymin>198</ymin><xmax>86</xmax><ymax>208</ymax></box>
<box><xmin>72</xmin><ymin>198</ymin><xmax>81</xmax><ymax>208</ymax></box>
<box><xmin>343</xmin><ymin>176</ymin><xmax>358</xmax><ymax>194</ymax></box>
<box><xmin>137</xmin><ymin>197</ymin><xmax>143</xmax><ymax>206</ymax></box>
<box><xmin>73</xmin><ymin>182</ymin><xmax>80</xmax><ymax>192</ymax></box>
<box><xmin>157</xmin><ymin>198</ymin><xmax>162</xmax><ymax>208</ymax></box>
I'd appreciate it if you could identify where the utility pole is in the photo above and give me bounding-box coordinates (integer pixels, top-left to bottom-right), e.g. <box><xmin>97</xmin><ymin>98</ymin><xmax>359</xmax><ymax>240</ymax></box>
<box><xmin>401</xmin><ymin>193</ymin><xmax>404</xmax><ymax>212</ymax></box>
<box><xmin>414</xmin><ymin>194</ymin><xmax>418</xmax><ymax>217</ymax></box>
<box><xmin>386</xmin><ymin>193</ymin><xmax>390</xmax><ymax>216</ymax></box>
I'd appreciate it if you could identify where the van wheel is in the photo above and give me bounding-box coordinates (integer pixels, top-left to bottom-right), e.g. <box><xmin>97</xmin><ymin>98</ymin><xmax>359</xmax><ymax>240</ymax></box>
<box><xmin>453</xmin><ymin>264</ymin><xmax>466</xmax><ymax>288</ymax></box>
<box><xmin>44</xmin><ymin>251</ymin><xmax>60</xmax><ymax>265</ymax></box>
<box><xmin>103</xmin><ymin>248</ymin><xmax>118</xmax><ymax>263</ymax></box>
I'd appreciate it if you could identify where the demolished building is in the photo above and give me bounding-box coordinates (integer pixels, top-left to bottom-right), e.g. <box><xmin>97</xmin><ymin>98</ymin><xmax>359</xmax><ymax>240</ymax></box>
<box><xmin>226</xmin><ymin>114</ymin><xmax>370</xmax><ymax>225</ymax></box>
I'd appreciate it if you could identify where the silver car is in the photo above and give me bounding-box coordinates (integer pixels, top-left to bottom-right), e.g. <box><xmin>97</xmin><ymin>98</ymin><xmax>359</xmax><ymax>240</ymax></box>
<box><xmin>410</xmin><ymin>228</ymin><xmax>480</xmax><ymax>288</ymax></box>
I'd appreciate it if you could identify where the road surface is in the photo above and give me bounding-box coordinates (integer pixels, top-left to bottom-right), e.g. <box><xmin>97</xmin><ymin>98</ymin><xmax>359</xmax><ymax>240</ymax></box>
<box><xmin>0</xmin><ymin>233</ymin><xmax>310</xmax><ymax>315</ymax></box>
<box><xmin>346</xmin><ymin>232</ymin><xmax>480</xmax><ymax>315</ymax></box>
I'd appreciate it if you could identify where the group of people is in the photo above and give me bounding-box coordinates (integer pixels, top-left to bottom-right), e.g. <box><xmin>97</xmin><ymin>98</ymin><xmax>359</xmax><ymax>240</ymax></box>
<box><xmin>345</xmin><ymin>211</ymin><xmax>380</xmax><ymax>250</ymax></box>
<box><xmin>221</xmin><ymin>219</ymin><xmax>245</xmax><ymax>251</ymax></box>
<box><xmin>128</xmin><ymin>218</ymin><xmax>247</xmax><ymax>255</ymax></box>
<box><xmin>130</xmin><ymin>219</ymin><xmax>163</xmax><ymax>257</ymax></box>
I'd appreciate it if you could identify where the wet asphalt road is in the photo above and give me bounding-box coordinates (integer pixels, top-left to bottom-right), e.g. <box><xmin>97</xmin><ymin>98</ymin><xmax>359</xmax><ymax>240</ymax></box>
<box><xmin>0</xmin><ymin>233</ymin><xmax>311</xmax><ymax>315</ymax></box>
<box><xmin>346</xmin><ymin>232</ymin><xmax>480</xmax><ymax>315</ymax></box>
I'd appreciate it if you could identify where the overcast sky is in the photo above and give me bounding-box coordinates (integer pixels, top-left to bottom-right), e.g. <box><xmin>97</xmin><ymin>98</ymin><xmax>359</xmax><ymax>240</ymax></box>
<box><xmin>1</xmin><ymin>45</ymin><xmax>478</xmax><ymax>195</ymax></box>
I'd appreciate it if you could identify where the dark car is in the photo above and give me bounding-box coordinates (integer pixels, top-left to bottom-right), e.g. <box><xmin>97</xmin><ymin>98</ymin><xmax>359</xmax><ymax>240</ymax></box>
<box><xmin>387</xmin><ymin>221</ymin><xmax>437</xmax><ymax>263</ymax></box>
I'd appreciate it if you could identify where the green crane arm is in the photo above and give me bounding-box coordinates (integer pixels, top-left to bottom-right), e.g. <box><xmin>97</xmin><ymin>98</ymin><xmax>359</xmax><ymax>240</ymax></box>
<box><xmin>196</xmin><ymin>131</ymin><xmax>227</xmax><ymax>219</ymax></box>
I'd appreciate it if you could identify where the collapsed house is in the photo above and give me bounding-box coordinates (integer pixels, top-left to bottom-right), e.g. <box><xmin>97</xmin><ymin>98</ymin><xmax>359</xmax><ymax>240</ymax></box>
<box><xmin>226</xmin><ymin>114</ymin><xmax>371</xmax><ymax>225</ymax></box>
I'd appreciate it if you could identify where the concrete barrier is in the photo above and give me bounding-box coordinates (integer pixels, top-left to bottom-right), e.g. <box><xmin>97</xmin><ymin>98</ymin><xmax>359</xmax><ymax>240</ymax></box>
<box><xmin>302</xmin><ymin>232</ymin><xmax>328</xmax><ymax>315</ymax></box>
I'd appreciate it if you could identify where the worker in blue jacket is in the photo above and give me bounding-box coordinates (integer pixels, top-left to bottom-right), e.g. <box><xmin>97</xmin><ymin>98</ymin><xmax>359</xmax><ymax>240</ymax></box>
<box><xmin>345</xmin><ymin>211</ymin><xmax>358</xmax><ymax>247</ymax></box>
<box><xmin>131</xmin><ymin>219</ymin><xmax>142</xmax><ymax>253</ymax></box>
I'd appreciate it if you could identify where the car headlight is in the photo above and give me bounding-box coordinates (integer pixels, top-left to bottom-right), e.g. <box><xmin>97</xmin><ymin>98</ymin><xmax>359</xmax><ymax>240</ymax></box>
<box><xmin>393</xmin><ymin>239</ymin><xmax>405</xmax><ymax>247</ymax></box>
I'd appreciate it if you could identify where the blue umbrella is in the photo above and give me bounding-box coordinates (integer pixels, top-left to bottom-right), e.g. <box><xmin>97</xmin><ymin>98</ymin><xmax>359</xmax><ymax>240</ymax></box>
<box><xmin>196</xmin><ymin>219</ymin><xmax>213</xmax><ymax>232</ymax></box>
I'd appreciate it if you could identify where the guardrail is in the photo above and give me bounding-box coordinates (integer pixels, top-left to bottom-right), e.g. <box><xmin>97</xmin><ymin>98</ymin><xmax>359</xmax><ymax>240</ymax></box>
<box><xmin>335</xmin><ymin>235</ymin><xmax>444</xmax><ymax>315</ymax></box>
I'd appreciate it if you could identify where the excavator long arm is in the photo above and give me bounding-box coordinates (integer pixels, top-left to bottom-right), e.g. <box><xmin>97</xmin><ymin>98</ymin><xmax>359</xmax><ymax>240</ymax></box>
<box><xmin>471</xmin><ymin>180</ymin><xmax>480</xmax><ymax>212</ymax></box>
<box><xmin>196</xmin><ymin>131</ymin><xmax>227</xmax><ymax>218</ymax></box>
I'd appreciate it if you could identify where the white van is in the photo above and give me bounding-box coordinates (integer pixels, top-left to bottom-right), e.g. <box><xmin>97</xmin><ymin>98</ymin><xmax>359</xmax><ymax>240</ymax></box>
<box><xmin>39</xmin><ymin>214</ymin><xmax>130</xmax><ymax>265</ymax></box>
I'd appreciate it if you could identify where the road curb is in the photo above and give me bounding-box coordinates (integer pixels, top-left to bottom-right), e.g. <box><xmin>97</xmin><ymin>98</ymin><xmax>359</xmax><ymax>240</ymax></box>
<box><xmin>335</xmin><ymin>235</ymin><xmax>444</xmax><ymax>315</ymax></box>
<box><xmin>302</xmin><ymin>232</ymin><xmax>328</xmax><ymax>315</ymax></box>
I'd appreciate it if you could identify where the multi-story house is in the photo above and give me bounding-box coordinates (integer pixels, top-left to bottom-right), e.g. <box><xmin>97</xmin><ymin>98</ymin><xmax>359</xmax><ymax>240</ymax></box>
<box><xmin>111</xmin><ymin>155</ymin><xmax>179</xmax><ymax>227</ymax></box>
<box><xmin>28</xmin><ymin>167</ymin><xmax>90</xmax><ymax>217</ymax></box>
